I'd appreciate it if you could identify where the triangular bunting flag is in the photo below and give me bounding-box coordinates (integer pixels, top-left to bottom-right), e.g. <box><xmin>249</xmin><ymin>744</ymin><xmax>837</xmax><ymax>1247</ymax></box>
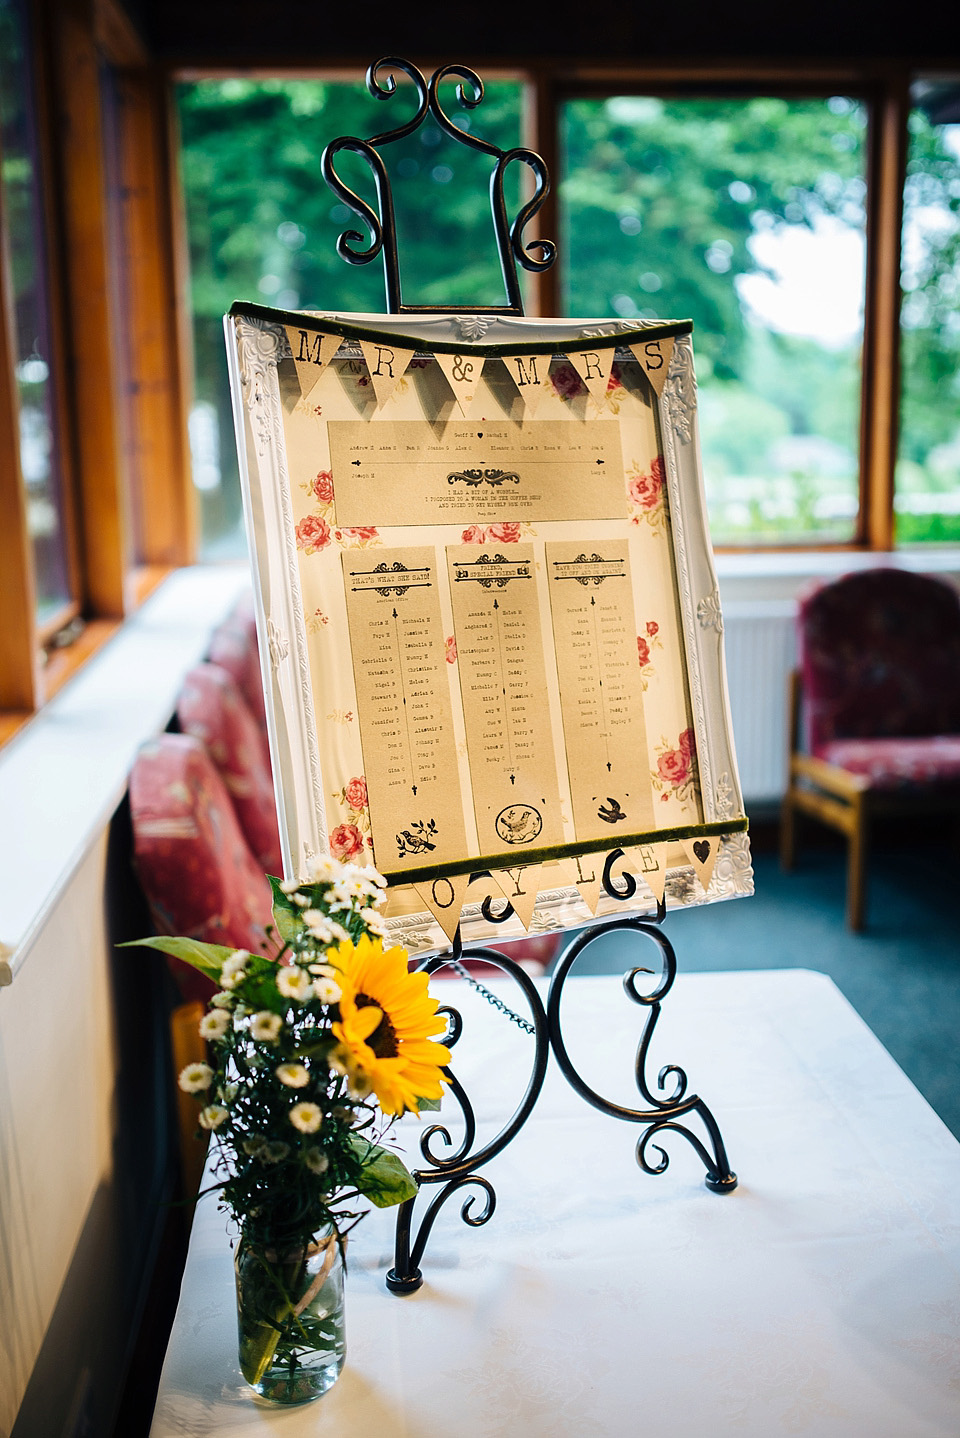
<box><xmin>434</xmin><ymin>351</ymin><xmax>483</xmax><ymax>416</ymax></box>
<box><xmin>567</xmin><ymin>346</ymin><xmax>615</xmax><ymax>406</ymax></box>
<box><xmin>502</xmin><ymin>354</ymin><xmax>547</xmax><ymax>415</ymax></box>
<box><xmin>490</xmin><ymin>863</ymin><xmax>545</xmax><ymax>932</ymax></box>
<box><xmin>680</xmin><ymin>835</ymin><xmax>720</xmax><ymax>893</ymax></box>
<box><xmin>564</xmin><ymin>851</ymin><xmax>607</xmax><ymax>915</ymax></box>
<box><xmin>287</xmin><ymin>327</ymin><xmax>341</xmax><ymax>401</ymax></box>
<box><xmin>628</xmin><ymin>336</ymin><xmax>675</xmax><ymax>398</ymax></box>
<box><xmin>625</xmin><ymin>844</ymin><xmax>666</xmax><ymax>903</ymax></box>
<box><xmin>414</xmin><ymin>873</ymin><xmax>473</xmax><ymax>943</ymax></box>
<box><xmin>358</xmin><ymin>340</ymin><xmax>415</xmax><ymax>408</ymax></box>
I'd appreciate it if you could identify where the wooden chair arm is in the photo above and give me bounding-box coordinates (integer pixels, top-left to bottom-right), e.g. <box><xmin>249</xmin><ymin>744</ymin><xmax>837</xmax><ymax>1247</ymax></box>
<box><xmin>789</xmin><ymin>751</ymin><xmax>870</xmax><ymax>797</ymax></box>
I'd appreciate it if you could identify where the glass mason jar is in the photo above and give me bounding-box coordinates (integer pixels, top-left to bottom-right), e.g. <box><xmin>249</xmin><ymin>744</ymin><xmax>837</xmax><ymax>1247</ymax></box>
<box><xmin>234</xmin><ymin>1229</ymin><xmax>345</xmax><ymax>1403</ymax></box>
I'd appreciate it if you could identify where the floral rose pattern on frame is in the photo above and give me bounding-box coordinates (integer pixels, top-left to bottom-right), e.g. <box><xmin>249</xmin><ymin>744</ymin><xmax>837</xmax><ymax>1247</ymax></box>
<box><xmin>329</xmin><ymin>822</ymin><xmax>364</xmax><ymax>859</ymax></box>
<box><xmin>313</xmin><ymin>469</ymin><xmax>335</xmax><ymax>505</ymax></box>
<box><xmin>636</xmin><ymin>619</ymin><xmax>663</xmax><ymax>690</ymax></box>
<box><xmin>296</xmin><ymin>513</ymin><xmax>332</xmax><ymax>554</ymax></box>
<box><xmin>627</xmin><ymin>456</ymin><xmax>666</xmax><ymax>532</ymax></box>
<box><xmin>651</xmin><ymin>727</ymin><xmax>699</xmax><ymax>806</ymax></box>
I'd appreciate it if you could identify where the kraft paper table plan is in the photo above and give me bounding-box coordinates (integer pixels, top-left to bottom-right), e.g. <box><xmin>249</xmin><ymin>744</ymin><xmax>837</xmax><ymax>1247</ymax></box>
<box><xmin>151</xmin><ymin>969</ymin><xmax>960</xmax><ymax>1437</ymax></box>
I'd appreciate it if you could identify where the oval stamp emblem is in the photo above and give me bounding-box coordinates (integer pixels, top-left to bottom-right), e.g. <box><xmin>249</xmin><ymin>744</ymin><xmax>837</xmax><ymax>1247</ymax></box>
<box><xmin>495</xmin><ymin>804</ymin><xmax>543</xmax><ymax>846</ymax></box>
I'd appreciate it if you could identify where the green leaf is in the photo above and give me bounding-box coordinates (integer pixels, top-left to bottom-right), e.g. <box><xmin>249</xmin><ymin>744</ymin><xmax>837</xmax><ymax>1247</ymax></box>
<box><xmin>348</xmin><ymin>1137</ymin><xmax>418</xmax><ymax>1209</ymax></box>
<box><xmin>417</xmin><ymin>1095</ymin><xmax>442</xmax><ymax>1112</ymax></box>
<box><xmin>269</xmin><ymin>875</ymin><xmax>301</xmax><ymax>944</ymax></box>
<box><xmin>118</xmin><ymin>936</ymin><xmax>235</xmax><ymax>981</ymax></box>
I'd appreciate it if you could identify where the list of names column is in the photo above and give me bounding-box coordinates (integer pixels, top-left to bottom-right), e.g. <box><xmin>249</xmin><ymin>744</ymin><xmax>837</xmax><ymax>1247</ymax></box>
<box><xmin>447</xmin><ymin>545</ymin><xmax>562</xmax><ymax>855</ymax></box>
<box><xmin>546</xmin><ymin>541</ymin><xmax>654</xmax><ymax>842</ymax></box>
<box><xmin>342</xmin><ymin>547</ymin><xmax>466</xmax><ymax>873</ymax></box>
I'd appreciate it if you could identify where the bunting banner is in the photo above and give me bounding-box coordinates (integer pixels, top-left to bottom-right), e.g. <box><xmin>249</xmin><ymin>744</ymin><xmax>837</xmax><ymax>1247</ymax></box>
<box><xmin>567</xmin><ymin>345</ymin><xmax>615</xmax><ymax>406</ymax></box>
<box><xmin>287</xmin><ymin>326</ymin><xmax>341</xmax><ymax>402</ymax></box>
<box><xmin>413</xmin><ymin>873</ymin><xmax>475</xmax><ymax>942</ymax></box>
<box><xmin>561</xmin><ymin>852</ymin><xmax>607</xmax><ymax>916</ymax></box>
<box><xmin>434</xmin><ymin>351</ymin><xmax>484</xmax><ymax>416</ymax></box>
<box><xmin>491</xmin><ymin>863</ymin><xmax>548</xmax><ymax>932</ymax></box>
<box><xmin>625</xmin><ymin>843</ymin><xmax>666</xmax><ymax>903</ymax></box>
<box><xmin>681</xmin><ymin>834</ymin><xmax>720</xmax><ymax>893</ymax></box>
<box><xmin>358</xmin><ymin>340</ymin><xmax>416</xmax><ymax>408</ymax></box>
<box><xmin>502</xmin><ymin>354</ymin><xmax>548</xmax><ymax>415</ymax></box>
<box><xmin>628</xmin><ymin>336</ymin><xmax>675</xmax><ymax>398</ymax></box>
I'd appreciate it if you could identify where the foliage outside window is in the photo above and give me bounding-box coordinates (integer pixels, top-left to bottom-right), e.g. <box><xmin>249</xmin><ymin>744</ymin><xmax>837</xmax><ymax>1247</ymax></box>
<box><xmin>897</xmin><ymin>80</ymin><xmax>960</xmax><ymax>545</ymax></box>
<box><xmin>0</xmin><ymin>0</ymin><xmax>72</xmax><ymax>626</ymax></box>
<box><xmin>561</xmin><ymin>95</ymin><xmax>867</xmax><ymax>547</ymax></box>
<box><xmin>176</xmin><ymin>77</ymin><xmax>523</xmax><ymax>559</ymax></box>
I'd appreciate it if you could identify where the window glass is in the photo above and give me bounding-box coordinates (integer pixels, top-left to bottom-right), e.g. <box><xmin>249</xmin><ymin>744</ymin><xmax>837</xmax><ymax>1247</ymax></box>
<box><xmin>176</xmin><ymin>77</ymin><xmax>523</xmax><ymax>558</ymax></box>
<box><xmin>560</xmin><ymin>95</ymin><xmax>868</xmax><ymax>546</ymax></box>
<box><xmin>898</xmin><ymin>80</ymin><xmax>960</xmax><ymax>544</ymax></box>
<box><xmin>0</xmin><ymin>0</ymin><xmax>72</xmax><ymax>624</ymax></box>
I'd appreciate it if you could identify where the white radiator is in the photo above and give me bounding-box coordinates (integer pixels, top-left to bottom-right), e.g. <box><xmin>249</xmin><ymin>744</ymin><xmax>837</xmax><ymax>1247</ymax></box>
<box><xmin>720</xmin><ymin>600</ymin><xmax>797</xmax><ymax>807</ymax></box>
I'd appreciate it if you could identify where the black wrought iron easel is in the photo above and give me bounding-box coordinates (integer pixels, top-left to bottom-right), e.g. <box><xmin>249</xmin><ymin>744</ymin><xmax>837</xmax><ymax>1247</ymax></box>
<box><xmin>323</xmin><ymin>57</ymin><xmax>737</xmax><ymax>1294</ymax></box>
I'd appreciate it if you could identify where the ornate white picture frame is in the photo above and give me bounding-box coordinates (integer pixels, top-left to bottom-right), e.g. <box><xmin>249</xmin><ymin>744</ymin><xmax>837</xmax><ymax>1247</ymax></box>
<box><xmin>225</xmin><ymin>305</ymin><xmax>752</xmax><ymax>953</ymax></box>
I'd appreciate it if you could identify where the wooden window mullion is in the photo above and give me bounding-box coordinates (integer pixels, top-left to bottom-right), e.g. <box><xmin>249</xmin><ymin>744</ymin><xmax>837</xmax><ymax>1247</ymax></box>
<box><xmin>0</xmin><ymin>177</ymin><xmax>41</xmax><ymax>714</ymax></box>
<box><xmin>859</xmin><ymin>69</ymin><xmax>909</xmax><ymax>552</ymax></box>
<box><xmin>49</xmin><ymin>0</ymin><xmax>127</xmax><ymax>620</ymax></box>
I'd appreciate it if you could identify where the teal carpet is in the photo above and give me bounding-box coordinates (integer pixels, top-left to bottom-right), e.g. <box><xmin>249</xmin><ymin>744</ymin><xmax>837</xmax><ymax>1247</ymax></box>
<box><xmin>551</xmin><ymin>845</ymin><xmax>960</xmax><ymax>1139</ymax></box>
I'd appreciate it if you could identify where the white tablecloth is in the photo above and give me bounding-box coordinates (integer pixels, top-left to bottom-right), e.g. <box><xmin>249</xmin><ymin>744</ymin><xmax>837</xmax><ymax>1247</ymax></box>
<box><xmin>151</xmin><ymin>969</ymin><xmax>960</xmax><ymax>1437</ymax></box>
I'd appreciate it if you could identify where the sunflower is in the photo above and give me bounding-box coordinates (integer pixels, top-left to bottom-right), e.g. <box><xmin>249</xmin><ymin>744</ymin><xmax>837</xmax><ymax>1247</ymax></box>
<box><xmin>330</xmin><ymin>935</ymin><xmax>451</xmax><ymax>1116</ymax></box>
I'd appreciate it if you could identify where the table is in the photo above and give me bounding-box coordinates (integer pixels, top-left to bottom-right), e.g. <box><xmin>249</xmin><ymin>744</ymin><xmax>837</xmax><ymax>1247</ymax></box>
<box><xmin>151</xmin><ymin>970</ymin><xmax>960</xmax><ymax>1437</ymax></box>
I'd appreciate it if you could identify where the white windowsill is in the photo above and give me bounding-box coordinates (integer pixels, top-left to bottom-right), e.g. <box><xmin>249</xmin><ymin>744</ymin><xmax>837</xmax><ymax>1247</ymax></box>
<box><xmin>715</xmin><ymin>546</ymin><xmax>960</xmax><ymax>603</ymax></box>
<box><xmin>0</xmin><ymin>564</ymin><xmax>251</xmax><ymax>986</ymax></box>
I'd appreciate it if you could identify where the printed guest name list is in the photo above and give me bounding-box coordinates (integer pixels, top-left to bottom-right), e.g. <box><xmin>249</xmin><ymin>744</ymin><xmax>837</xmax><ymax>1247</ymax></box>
<box><xmin>342</xmin><ymin>547</ymin><xmax>466</xmax><ymax>873</ymax></box>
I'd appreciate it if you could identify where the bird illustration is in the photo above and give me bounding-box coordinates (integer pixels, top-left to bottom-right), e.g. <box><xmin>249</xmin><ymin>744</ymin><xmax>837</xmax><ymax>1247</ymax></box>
<box><xmin>597</xmin><ymin>798</ymin><xmax>627</xmax><ymax>824</ymax></box>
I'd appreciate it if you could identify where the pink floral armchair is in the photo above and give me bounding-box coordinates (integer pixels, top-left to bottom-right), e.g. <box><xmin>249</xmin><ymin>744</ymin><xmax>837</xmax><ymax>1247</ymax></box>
<box><xmin>177</xmin><ymin>661</ymin><xmax>282</xmax><ymax>876</ymax></box>
<box><xmin>130</xmin><ymin>733</ymin><xmax>274</xmax><ymax>1001</ymax></box>
<box><xmin>781</xmin><ymin>567</ymin><xmax>960</xmax><ymax>929</ymax></box>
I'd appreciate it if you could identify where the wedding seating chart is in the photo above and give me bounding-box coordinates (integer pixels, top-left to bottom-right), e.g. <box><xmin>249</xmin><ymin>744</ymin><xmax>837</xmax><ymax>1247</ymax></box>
<box><xmin>226</xmin><ymin>309</ymin><xmax>751</xmax><ymax>950</ymax></box>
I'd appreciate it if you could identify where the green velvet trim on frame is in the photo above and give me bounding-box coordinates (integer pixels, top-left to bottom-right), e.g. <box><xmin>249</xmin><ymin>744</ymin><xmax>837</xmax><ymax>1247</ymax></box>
<box><xmin>380</xmin><ymin>816</ymin><xmax>748</xmax><ymax>888</ymax></box>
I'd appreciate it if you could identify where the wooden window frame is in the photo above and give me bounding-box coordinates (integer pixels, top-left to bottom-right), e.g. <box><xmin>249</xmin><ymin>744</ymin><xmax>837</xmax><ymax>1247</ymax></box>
<box><xmin>0</xmin><ymin>0</ymin><xmax>193</xmax><ymax>745</ymax></box>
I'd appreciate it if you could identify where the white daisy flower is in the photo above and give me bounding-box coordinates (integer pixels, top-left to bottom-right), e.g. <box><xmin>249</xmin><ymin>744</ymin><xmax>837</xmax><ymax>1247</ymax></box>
<box><xmin>199</xmin><ymin>1010</ymin><xmax>231</xmax><ymax>1041</ymax></box>
<box><xmin>346</xmin><ymin>1069</ymin><xmax>373</xmax><ymax>1101</ymax></box>
<box><xmin>198</xmin><ymin>1104</ymin><xmax>229</xmax><ymax>1130</ymax></box>
<box><xmin>313</xmin><ymin>976</ymin><xmax>342</xmax><ymax>1005</ymax></box>
<box><xmin>276</xmin><ymin>965</ymin><xmax>311</xmax><ymax>1002</ymax></box>
<box><xmin>363</xmin><ymin>909</ymin><xmax>388</xmax><ymax>939</ymax></box>
<box><xmin>242</xmin><ymin>1134</ymin><xmax>268</xmax><ymax>1157</ymax></box>
<box><xmin>289</xmin><ymin>1101</ymin><xmax>323</xmax><ymax>1133</ymax></box>
<box><xmin>308</xmin><ymin>962</ymin><xmax>337</xmax><ymax>977</ymax></box>
<box><xmin>303</xmin><ymin>909</ymin><xmax>337</xmax><ymax>943</ymax></box>
<box><xmin>219</xmin><ymin>949</ymin><xmax>250</xmax><ymax>989</ymax></box>
<box><xmin>278</xmin><ymin>878</ymin><xmax>302</xmax><ymax>894</ymax></box>
<box><xmin>249</xmin><ymin>1011</ymin><xmax>283</xmax><ymax>1043</ymax></box>
<box><xmin>326</xmin><ymin>879</ymin><xmax>353</xmax><ymax>913</ymax></box>
<box><xmin>178</xmin><ymin>1062</ymin><xmax>213</xmax><ymax>1093</ymax></box>
<box><xmin>276</xmin><ymin>1062</ymin><xmax>310</xmax><ymax>1088</ymax></box>
<box><xmin>328</xmin><ymin>1047</ymin><xmax>350</xmax><ymax>1078</ymax></box>
<box><xmin>303</xmin><ymin>1148</ymin><xmax>329</xmax><ymax>1175</ymax></box>
<box><xmin>308</xmin><ymin>854</ymin><xmax>342</xmax><ymax>883</ymax></box>
<box><xmin>262</xmin><ymin>1141</ymin><xmax>290</xmax><ymax>1164</ymax></box>
<box><xmin>210</xmin><ymin>991</ymin><xmax>234</xmax><ymax>1009</ymax></box>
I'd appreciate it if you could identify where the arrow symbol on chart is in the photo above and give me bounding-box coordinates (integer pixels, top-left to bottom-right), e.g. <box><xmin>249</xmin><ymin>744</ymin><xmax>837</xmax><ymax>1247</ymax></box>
<box><xmin>392</xmin><ymin>607</ymin><xmax>417</xmax><ymax>794</ymax></box>
<box><xmin>492</xmin><ymin>596</ymin><xmax>514</xmax><ymax>780</ymax></box>
<box><xmin>589</xmin><ymin>595</ymin><xmax>612</xmax><ymax>775</ymax></box>
<box><xmin>352</xmin><ymin>459</ymin><xmax>361</xmax><ymax>466</ymax></box>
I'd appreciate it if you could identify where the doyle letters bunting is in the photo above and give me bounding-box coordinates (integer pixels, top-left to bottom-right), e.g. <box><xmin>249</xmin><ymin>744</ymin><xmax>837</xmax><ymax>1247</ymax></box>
<box><xmin>226</xmin><ymin>308</ymin><xmax>752</xmax><ymax>952</ymax></box>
